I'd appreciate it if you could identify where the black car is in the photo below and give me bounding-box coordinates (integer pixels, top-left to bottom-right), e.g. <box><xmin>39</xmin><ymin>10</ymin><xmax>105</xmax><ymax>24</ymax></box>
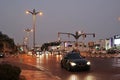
<box><xmin>61</xmin><ymin>51</ymin><xmax>91</xmax><ymax>71</ymax></box>
<box><xmin>107</xmin><ymin>48</ymin><xmax>120</xmax><ymax>54</ymax></box>
<box><xmin>0</xmin><ymin>52</ymin><xmax>5</xmax><ymax>58</ymax></box>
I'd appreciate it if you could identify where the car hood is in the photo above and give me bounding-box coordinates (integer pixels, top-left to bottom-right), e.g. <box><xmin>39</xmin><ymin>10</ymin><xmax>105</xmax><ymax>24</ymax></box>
<box><xmin>70</xmin><ymin>59</ymin><xmax>87</xmax><ymax>63</ymax></box>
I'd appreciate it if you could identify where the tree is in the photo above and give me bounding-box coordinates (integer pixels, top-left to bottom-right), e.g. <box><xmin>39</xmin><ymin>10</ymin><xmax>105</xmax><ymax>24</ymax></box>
<box><xmin>0</xmin><ymin>31</ymin><xmax>16</xmax><ymax>53</ymax></box>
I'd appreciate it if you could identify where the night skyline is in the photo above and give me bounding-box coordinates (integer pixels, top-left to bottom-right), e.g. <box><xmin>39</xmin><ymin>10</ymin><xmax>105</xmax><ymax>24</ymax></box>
<box><xmin>0</xmin><ymin>0</ymin><xmax>120</xmax><ymax>47</ymax></box>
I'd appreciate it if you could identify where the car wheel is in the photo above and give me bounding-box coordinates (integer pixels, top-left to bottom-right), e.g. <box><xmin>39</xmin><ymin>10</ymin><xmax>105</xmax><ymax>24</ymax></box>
<box><xmin>66</xmin><ymin>65</ymin><xmax>71</xmax><ymax>71</ymax></box>
<box><xmin>86</xmin><ymin>67</ymin><xmax>90</xmax><ymax>71</ymax></box>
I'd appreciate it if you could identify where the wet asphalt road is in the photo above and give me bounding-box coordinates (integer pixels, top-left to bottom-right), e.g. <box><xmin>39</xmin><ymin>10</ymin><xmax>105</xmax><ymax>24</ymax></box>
<box><xmin>36</xmin><ymin>53</ymin><xmax>120</xmax><ymax>80</ymax></box>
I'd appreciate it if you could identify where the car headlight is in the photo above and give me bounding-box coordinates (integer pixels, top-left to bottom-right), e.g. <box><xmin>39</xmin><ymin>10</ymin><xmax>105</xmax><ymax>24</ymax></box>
<box><xmin>87</xmin><ymin>61</ymin><xmax>91</xmax><ymax>65</ymax></box>
<box><xmin>70</xmin><ymin>62</ymin><xmax>76</xmax><ymax>66</ymax></box>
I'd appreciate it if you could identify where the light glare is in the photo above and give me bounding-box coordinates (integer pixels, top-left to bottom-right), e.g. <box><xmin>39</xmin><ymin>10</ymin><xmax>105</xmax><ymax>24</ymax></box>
<box><xmin>26</xmin><ymin>11</ymin><xmax>29</xmax><ymax>14</ymax></box>
<box><xmin>70</xmin><ymin>62</ymin><xmax>76</xmax><ymax>66</ymax></box>
<box><xmin>39</xmin><ymin>12</ymin><xmax>43</xmax><ymax>16</ymax></box>
<box><xmin>87</xmin><ymin>61</ymin><xmax>91</xmax><ymax>65</ymax></box>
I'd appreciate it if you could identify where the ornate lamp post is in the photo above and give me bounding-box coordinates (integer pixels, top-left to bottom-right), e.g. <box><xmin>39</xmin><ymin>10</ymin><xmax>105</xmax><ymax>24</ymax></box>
<box><xmin>26</xmin><ymin>9</ymin><xmax>43</xmax><ymax>50</ymax></box>
<box><xmin>24</xmin><ymin>28</ymin><xmax>32</xmax><ymax>49</ymax></box>
<box><xmin>58</xmin><ymin>31</ymin><xmax>95</xmax><ymax>48</ymax></box>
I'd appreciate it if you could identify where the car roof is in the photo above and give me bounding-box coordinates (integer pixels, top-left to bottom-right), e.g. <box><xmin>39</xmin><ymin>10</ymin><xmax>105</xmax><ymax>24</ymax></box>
<box><xmin>65</xmin><ymin>51</ymin><xmax>80</xmax><ymax>56</ymax></box>
<box><xmin>67</xmin><ymin>51</ymin><xmax>80</xmax><ymax>54</ymax></box>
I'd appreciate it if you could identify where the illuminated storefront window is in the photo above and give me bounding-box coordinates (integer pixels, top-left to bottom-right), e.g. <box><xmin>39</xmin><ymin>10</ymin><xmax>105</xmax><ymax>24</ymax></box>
<box><xmin>114</xmin><ymin>35</ymin><xmax>120</xmax><ymax>48</ymax></box>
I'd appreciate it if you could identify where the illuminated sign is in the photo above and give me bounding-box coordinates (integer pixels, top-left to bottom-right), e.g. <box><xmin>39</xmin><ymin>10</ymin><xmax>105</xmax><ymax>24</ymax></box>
<box><xmin>114</xmin><ymin>35</ymin><xmax>120</xmax><ymax>39</ymax></box>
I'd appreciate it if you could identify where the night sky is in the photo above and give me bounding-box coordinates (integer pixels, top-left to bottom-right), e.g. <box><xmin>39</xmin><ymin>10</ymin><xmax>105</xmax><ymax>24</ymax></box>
<box><xmin>0</xmin><ymin>0</ymin><xmax>120</xmax><ymax>47</ymax></box>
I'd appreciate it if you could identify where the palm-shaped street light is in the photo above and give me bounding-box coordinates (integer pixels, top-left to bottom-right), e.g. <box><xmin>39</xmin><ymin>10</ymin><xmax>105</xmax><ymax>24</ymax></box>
<box><xmin>24</xmin><ymin>28</ymin><xmax>33</xmax><ymax>49</ymax></box>
<box><xmin>26</xmin><ymin>9</ymin><xmax>43</xmax><ymax>50</ymax></box>
<box><xmin>58</xmin><ymin>31</ymin><xmax>95</xmax><ymax>47</ymax></box>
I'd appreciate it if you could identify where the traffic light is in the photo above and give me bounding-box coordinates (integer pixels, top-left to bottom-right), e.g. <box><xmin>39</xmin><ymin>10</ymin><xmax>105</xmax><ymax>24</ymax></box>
<box><xmin>82</xmin><ymin>34</ymin><xmax>86</xmax><ymax>38</ymax></box>
<box><xmin>84</xmin><ymin>34</ymin><xmax>86</xmax><ymax>38</ymax></box>
<box><xmin>58</xmin><ymin>32</ymin><xmax>60</xmax><ymax>37</ymax></box>
<box><xmin>93</xmin><ymin>34</ymin><xmax>95</xmax><ymax>37</ymax></box>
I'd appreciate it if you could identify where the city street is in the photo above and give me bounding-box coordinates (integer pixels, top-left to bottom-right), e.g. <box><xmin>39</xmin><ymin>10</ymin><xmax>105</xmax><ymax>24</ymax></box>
<box><xmin>35</xmin><ymin>52</ymin><xmax>120</xmax><ymax>80</ymax></box>
<box><xmin>1</xmin><ymin>1</ymin><xmax>120</xmax><ymax>80</ymax></box>
<box><xmin>1</xmin><ymin>52</ymin><xmax>120</xmax><ymax>80</ymax></box>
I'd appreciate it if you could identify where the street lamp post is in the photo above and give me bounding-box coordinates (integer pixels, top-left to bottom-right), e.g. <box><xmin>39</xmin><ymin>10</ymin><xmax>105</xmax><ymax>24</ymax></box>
<box><xmin>58</xmin><ymin>31</ymin><xmax>95</xmax><ymax>49</ymax></box>
<box><xmin>26</xmin><ymin>9</ymin><xmax>43</xmax><ymax>50</ymax></box>
<box><xmin>24</xmin><ymin>28</ymin><xmax>32</xmax><ymax>50</ymax></box>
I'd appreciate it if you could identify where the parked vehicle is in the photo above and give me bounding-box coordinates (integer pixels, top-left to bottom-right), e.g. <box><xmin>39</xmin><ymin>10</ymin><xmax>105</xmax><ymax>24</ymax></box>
<box><xmin>107</xmin><ymin>48</ymin><xmax>120</xmax><ymax>54</ymax></box>
<box><xmin>60</xmin><ymin>51</ymin><xmax>91</xmax><ymax>71</ymax></box>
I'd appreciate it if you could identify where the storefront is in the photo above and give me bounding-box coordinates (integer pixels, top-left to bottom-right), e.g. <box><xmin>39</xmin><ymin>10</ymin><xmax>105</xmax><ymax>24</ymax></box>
<box><xmin>114</xmin><ymin>35</ymin><xmax>120</xmax><ymax>48</ymax></box>
<box><xmin>105</xmin><ymin>38</ymin><xmax>113</xmax><ymax>50</ymax></box>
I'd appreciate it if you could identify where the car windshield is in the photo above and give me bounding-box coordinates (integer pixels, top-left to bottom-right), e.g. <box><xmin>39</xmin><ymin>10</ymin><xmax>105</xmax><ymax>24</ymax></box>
<box><xmin>66</xmin><ymin>52</ymin><xmax>82</xmax><ymax>59</ymax></box>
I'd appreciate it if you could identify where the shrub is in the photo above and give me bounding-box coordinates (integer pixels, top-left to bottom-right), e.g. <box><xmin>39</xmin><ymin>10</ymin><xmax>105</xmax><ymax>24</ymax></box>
<box><xmin>0</xmin><ymin>63</ymin><xmax>21</xmax><ymax>80</ymax></box>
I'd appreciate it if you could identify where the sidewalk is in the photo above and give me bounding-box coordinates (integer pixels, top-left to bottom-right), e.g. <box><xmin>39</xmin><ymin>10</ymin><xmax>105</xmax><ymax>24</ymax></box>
<box><xmin>21</xmin><ymin>70</ymin><xmax>59</xmax><ymax>80</ymax></box>
<box><xmin>0</xmin><ymin>54</ymin><xmax>60</xmax><ymax>80</ymax></box>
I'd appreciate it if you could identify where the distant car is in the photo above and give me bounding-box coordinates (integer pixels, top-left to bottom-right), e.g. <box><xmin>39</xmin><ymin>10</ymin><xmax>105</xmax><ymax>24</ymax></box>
<box><xmin>0</xmin><ymin>52</ymin><xmax>5</xmax><ymax>58</ymax></box>
<box><xmin>107</xmin><ymin>49</ymin><xmax>117</xmax><ymax>54</ymax></box>
<box><xmin>60</xmin><ymin>51</ymin><xmax>91</xmax><ymax>71</ymax></box>
<box><xmin>36</xmin><ymin>50</ymin><xmax>42</xmax><ymax>55</ymax></box>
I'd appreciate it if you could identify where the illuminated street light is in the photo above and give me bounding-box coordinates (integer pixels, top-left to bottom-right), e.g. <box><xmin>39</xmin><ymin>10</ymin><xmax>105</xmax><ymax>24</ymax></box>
<box><xmin>26</xmin><ymin>9</ymin><xmax>43</xmax><ymax>50</ymax></box>
<box><xmin>24</xmin><ymin>28</ymin><xmax>32</xmax><ymax>49</ymax></box>
<box><xmin>58</xmin><ymin>31</ymin><xmax>95</xmax><ymax>48</ymax></box>
<box><xmin>118</xmin><ymin>17</ymin><xmax>120</xmax><ymax>21</ymax></box>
